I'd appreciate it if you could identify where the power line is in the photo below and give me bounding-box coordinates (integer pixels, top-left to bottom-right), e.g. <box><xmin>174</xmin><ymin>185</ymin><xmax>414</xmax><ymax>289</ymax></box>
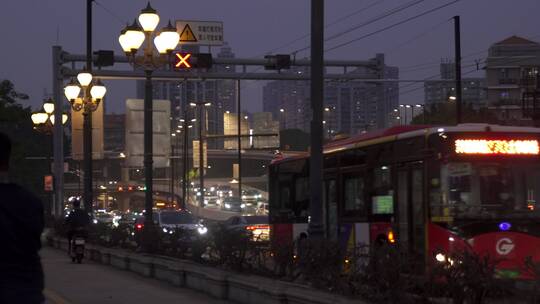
<box><xmin>293</xmin><ymin>0</ymin><xmax>427</xmax><ymax>54</ymax></box>
<box><xmin>326</xmin><ymin>0</ymin><xmax>426</xmax><ymax>43</ymax></box>
<box><xmin>400</xmin><ymin>58</ymin><xmax>478</xmax><ymax>73</ymax></box>
<box><xmin>256</xmin><ymin>0</ymin><xmax>384</xmax><ymax>57</ymax></box>
<box><xmin>395</xmin><ymin>34</ymin><xmax>540</xmax><ymax>75</ymax></box>
<box><xmin>325</xmin><ymin>0</ymin><xmax>461</xmax><ymax>53</ymax></box>
<box><xmin>385</xmin><ymin>19</ymin><xmax>450</xmax><ymax>55</ymax></box>
<box><xmin>94</xmin><ymin>1</ymin><xmax>126</xmax><ymax>26</ymax></box>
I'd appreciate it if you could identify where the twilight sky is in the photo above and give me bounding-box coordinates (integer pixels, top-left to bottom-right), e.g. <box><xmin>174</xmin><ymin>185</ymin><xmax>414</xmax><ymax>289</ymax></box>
<box><xmin>1</xmin><ymin>0</ymin><xmax>539</xmax><ymax>114</ymax></box>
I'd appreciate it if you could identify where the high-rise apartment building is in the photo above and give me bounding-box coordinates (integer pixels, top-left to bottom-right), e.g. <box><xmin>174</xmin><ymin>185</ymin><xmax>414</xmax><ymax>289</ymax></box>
<box><xmin>251</xmin><ymin>112</ymin><xmax>280</xmax><ymax>149</ymax></box>
<box><xmin>263</xmin><ymin>54</ymin><xmax>398</xmax><ymax>135</ymax></box>
<box><xmin>486</xmin><ymin>36</ymin><xmax>540</xmax><ymax>124</ymax></box>
<box><xmin>424</xmin><ymin>61</ymin><xmax>486</xmax><ymax>109</ymax></box>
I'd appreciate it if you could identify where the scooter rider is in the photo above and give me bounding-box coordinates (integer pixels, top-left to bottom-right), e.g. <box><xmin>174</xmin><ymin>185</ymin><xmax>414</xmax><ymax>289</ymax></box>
<box><xmin>65</xmin><ymin>198</ymin><xmax>90</xmax><ymax>255</ymax></box>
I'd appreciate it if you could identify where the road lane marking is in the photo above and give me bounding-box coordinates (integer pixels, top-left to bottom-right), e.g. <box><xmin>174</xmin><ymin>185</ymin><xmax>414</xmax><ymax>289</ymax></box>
<box><xmin>44</xmin><ymin>288</ymin><xmax>72</xmax><ymax>304</ymax></box>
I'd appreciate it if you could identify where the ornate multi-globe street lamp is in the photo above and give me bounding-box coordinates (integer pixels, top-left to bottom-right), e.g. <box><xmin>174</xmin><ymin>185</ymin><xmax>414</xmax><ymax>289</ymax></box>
<box><xmin>64</xmin><ymin>68</ymin><xmax>107</xmax><ymax>214</ymax></box>
<box><xmin>118</xmin><ymin>2</ymin><xmax>180</xmax><ymax>251</ymax></box>
<box><xmin>31</xmin><ymin>98</ymin><xmax>68</xmax><ymax>216</ymax></box>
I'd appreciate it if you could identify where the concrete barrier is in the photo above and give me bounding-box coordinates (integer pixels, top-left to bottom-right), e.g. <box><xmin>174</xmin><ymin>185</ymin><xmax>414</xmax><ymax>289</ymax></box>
<box><xmin>110</xmin><ymin>251</ymin><xmax>130</xmax><ymax>270</ymax></box>
<box><xmin>47</xmin><ymin>238</ymin><xmax>366</xmax><ymax>304</ymax></box>
<box><xmin>153</xmin><ymin>258</ymin><xmax>185</xmax><ymax>287</ymax></box>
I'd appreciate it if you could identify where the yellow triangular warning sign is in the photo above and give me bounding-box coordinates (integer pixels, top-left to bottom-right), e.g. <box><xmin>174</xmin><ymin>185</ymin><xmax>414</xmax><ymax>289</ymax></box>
<box><xmin>180</xmin><ymin>24</ymin><xmax>197</xmax><ymax>42</ymax></box>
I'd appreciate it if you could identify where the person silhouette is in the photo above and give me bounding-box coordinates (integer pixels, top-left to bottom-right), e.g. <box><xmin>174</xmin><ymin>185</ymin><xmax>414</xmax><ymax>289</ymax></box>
<box><xmin>0</xmin><ymin>132</ymin><xmax>44</xmax><ymax>303</ymax></box>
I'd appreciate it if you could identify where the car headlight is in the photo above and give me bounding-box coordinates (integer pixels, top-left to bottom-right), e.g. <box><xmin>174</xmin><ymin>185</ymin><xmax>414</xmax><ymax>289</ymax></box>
<box><xmin>204</xmin><ymin>200</ymin><xmax>208</xmax><ymax>205</ymax></box>
<box><xmin>225</xmin><ymin>203</ymin><xmax>231</xmax><ymax>209</ymax></box>
<box><xmin>163</xmin><ymin>228</ymin><xmax>168</xmax><ymax>233</ymax></box>
<box><xmin>435</xmin><ymin>253</ymin><xmax>446</xmax><ymax>263</ymax></box>
<box><xmin>197</xmin><ymin>226</ymin><xmax>208</xmax><ymax>235</ymax></box>
<box><xmin>241</xmin><ymin>204</ymin><xmax>246</xmax><ymax>208</ymax></box>
<box><xmin>93</xmin><ymin>219</ymin><xmax>98</xmax><ymax>224</ymax></box>
<box><xmin>216</xmin><ymin>199</ymin><xmax>221</xmax><ymax>205</ymax></box>
<box><xmin>242</xmin><ymin>195</ymin><xmax>247</xmax><ymax>199</ymax></box>
<box><xmin>257</xmin><ymin>194</ymin><xmax>262</xmax><ymax>198</ymax></box>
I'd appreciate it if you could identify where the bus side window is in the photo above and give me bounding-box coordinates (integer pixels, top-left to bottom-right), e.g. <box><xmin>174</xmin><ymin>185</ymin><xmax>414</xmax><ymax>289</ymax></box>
<box><xmin>343</xmin><ymin>175</ymin><xmax>367</xmax><ymax>217</ymax></box>
<box><xmin>295</xmin><ymin>177</ymin><xmax>310</xmax><ymax>220</ymax></box>
<box><xmin>371</xmin><ymin>166</ymin><xmax>394</xmax><ymax>215</ymax></box>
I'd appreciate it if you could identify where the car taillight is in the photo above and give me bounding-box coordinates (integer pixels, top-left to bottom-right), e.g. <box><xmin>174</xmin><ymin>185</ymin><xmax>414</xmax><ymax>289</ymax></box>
<box><xmin>136</xmin><ymin>224</ymin><xmax>143</xmax><ymax>230</ymax></box>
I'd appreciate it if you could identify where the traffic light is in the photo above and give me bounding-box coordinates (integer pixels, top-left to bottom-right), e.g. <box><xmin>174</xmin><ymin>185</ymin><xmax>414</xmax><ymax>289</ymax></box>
<box><xmin>173</xmin><ymin>52</ymin><xmax>213</xmax><ymax>69</ymax></box>
<box><xmin>94</xmin><ymin>50</ymin><xmax>115</xmax><ymax>67</ymax></box>
<box><xmin>264</xmin><ymin>54</ymin><xmax>291</xmax><ymax>70</ymax></box>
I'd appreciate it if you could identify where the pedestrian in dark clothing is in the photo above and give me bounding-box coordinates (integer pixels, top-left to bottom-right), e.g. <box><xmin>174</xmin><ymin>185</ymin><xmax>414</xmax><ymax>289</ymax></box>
<box><xmin>0</xmin><ymin>132</ymin><xmax>44</xmax><ymax>303</ymax></box>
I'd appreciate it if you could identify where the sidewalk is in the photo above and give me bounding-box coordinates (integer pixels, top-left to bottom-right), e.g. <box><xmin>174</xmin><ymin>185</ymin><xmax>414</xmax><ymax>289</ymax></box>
<box><xmin>42</xmin><ymin>247</ymin><xmax>232</xmax><ymax>304</ymax></box>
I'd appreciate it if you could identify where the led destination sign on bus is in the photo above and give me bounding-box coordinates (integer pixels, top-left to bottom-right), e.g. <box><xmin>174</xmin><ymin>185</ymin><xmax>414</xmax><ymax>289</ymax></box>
<box><xmin>455</xmin><ymin>139</ymin><xmax>540</xmax><ymax>155</ymax></box>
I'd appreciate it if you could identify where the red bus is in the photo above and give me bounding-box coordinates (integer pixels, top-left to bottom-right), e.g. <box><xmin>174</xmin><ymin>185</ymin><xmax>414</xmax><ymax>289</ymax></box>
<box><xmin>268</xmin><ymin>124</ymin><xmax>540</xmax><ymax>278</ymax></box>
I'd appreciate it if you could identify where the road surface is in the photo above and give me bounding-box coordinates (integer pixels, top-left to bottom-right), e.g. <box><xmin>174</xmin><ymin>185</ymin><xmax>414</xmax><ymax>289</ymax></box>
<box><xmin>42</xmin><ymin>247</ymin><xmax>232</xmax><ymax>304</ymax></box>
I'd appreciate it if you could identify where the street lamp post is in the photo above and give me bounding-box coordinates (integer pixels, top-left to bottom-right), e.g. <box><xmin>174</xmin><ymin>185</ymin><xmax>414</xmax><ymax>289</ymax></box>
<box><xmin>324</xmin><ymin>106</ymin><xmax>335</xmax><ymax>139</ymax></box>
<box><xmin>190</xmin><ymin>101</ymin><xmax>211</xmax><ymax>208</ymax></box>
<box><xmin>415</xmin><ymin>104</ymin><xmax>425</xmax><ymax>124</ymax></box>
<box><xmin>399</xmin><ymin>105</ymin><xmax>407</xmax><ymax>124</ymax></box>
<box><xmin>405</xmin><ymin>104</ymin><xmax>413</xmax><ymax>123</ymax></box>
<box><xmin>118</xmin><ymin>3</ymin><xmax>179</xmax><ymax>252</ymax></box>
<box><xmin>64</xmin><ymin>71</ymin><xmax>106</xmax><ymax>215</ymax></box>
<box><xmin>31</xmin><ymin>99</ymin><xmax>68</xmax><ymax>217</ymax></box>
<box><xmin>177</xmin><ymin>114</ymin><xmax>194</xmax><ymax>210</ymax></box>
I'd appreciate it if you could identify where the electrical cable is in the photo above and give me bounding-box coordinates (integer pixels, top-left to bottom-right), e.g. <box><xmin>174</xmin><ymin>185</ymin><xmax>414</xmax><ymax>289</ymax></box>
<box><xmin>257</xmin><ymin>0</ymin><xmax>384</xmax><ymax>57</ymax></box>
<box><xmin>94</xmin><ymin>1</ymin><xmax>126</xmax><ymax>26</ymax></box>
<box><xmin>325</xmin><ymin>0</ymin><xmax>461</xmax><ymax>54</ymax></box>
<box><xmin>293</xmin><ymin>0</ymin><xmax>427</xmax><ymax>54</ymax></box>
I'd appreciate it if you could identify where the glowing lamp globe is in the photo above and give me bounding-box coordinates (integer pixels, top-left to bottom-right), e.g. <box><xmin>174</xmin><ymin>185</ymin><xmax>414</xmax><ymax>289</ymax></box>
<box><xmin>77</xmin><ymin>72</ymin><xmax>93</xmax><ymax>87</ymax></box>
<box><xmin>43</xmin><ymin>99</ymin><xmax>55</xmax><ymax>114</ymax></box>
<box><xmin>138</xmin><ymin>3</ymin><xmax>159</xmax><ymax>32</ymax></box>
<box><xmin>64</xmin><ymin>79</ymin><xmax>81</xmax><ymax>101</ymax></box>
<box><xmin>90</xmin><ymin>80</ymin><xmax>107</xmax><ymax>100</ymax></box>
<box><xmin>31</xmin><ymin>112</ymin><xmax>48</xmax><ymax>125</ymax></box>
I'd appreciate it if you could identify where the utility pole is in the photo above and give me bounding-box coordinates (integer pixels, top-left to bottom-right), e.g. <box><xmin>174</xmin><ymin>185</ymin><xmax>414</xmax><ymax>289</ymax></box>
<box><xmin>198</xmin><ymin>84</ymin><xmax>205</xmax><ymax>208</ymax></box>
<box><xmin>308</xmin><ymin>0</ymin><xmax>325</xmax><ymax>239</ymax></box>
<box><xmin>83</xmin><ymin>0</ymin><xmax>94</xmax><ymax>214</ymax></box>
<box><xmin>52</xmin><ymin>46</ymin><xmax>63</xmax><ymax>217</ymax></box>
<box><xmin>181</xmin><ymin>80</ymin><xmax>188</xmax><ymax>210</ymax></box>
<box><xmin>171</xmin><ymin>135</ymin><xmax>175</xmax><ymax>206</ymax></box>
<box><xmin>454</xmin><ymin>15</ymin><xmax>462</xmax><ymax>125</ymax></box>
<box><xmin>236</xmin><ymin>80</ymin><xmax>242</xmax><ymax>200</ymax></box>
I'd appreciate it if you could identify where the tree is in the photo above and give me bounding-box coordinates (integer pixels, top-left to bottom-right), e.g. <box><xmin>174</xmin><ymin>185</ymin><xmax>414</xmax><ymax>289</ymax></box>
<box><xmin>0</xmin><ymin>79</ymin><xmax>49</xmax><ymax>200</ymax></box>
<box><xmin>411</xmin><ymin>103</ymin><xmax>500</xmax><ymax>125</ymax></box>
<box><xmin>0</xmin><ymin>80</ymin><xmax>29</xmax><ymax>105</ymax></box>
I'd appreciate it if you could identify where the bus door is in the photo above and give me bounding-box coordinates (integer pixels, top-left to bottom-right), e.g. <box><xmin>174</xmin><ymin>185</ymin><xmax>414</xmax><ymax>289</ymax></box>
<box><xmin>324</xmin><ymin>177</ymin><xmax>338</xmax><ymax>240</ymax></box>
<box><xmin>397</xmin><ymin>163</ymin><xmax>425</xmax><ymax>264</ymax></box>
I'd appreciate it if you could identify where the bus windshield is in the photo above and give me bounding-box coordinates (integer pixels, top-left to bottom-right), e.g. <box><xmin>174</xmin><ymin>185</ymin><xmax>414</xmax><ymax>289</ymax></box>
<box><xmin>432</xmin><ymin>161</ymin><xmax>540</xmax><ymax>220</ymax></box>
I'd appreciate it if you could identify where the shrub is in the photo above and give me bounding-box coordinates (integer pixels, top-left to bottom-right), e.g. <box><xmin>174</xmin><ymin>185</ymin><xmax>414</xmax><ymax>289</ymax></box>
<box><xmin>429</xmin><ymin>250</ymin><xmax>504</xmax><ymax>304</ymax></box>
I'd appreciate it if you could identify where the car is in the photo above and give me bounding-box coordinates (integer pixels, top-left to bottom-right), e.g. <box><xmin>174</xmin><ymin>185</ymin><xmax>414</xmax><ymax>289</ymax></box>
<box><xmin>216</xmin><ymin>185</ymin><xmax>233</xmax><ymax>198</ymax></box>
<box><xmin>133</xmin><ymin>210</ymin><xmax>208</xmax><ymax>245</ymax></box>
<box><xmin>204</xmin><ymin>193</ymin><xmax>220</xmax><ymax>208</ymax></box>
<box><xmin>117</xmin><ymin>213</ymin><xmax>138</xmax><ymax>226</ymax></box>
<box><xmin>93</xmin><ymin>212</ymin><xmax>114</xmax><ymax>225</ymax></box>
<box><xmin>241</xmin><ymin>189</ymin><xmax>263</xmax><ymax>207</ymax></box>
<box><xmin>221</xmin><ymin>197</ymin><xmax>246</xmax><ymax>212</ymax></box>
<box><xmin>223</xmin><ymin>215</ymin><xmax>270</xmax><ymax>242</ymax></box>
